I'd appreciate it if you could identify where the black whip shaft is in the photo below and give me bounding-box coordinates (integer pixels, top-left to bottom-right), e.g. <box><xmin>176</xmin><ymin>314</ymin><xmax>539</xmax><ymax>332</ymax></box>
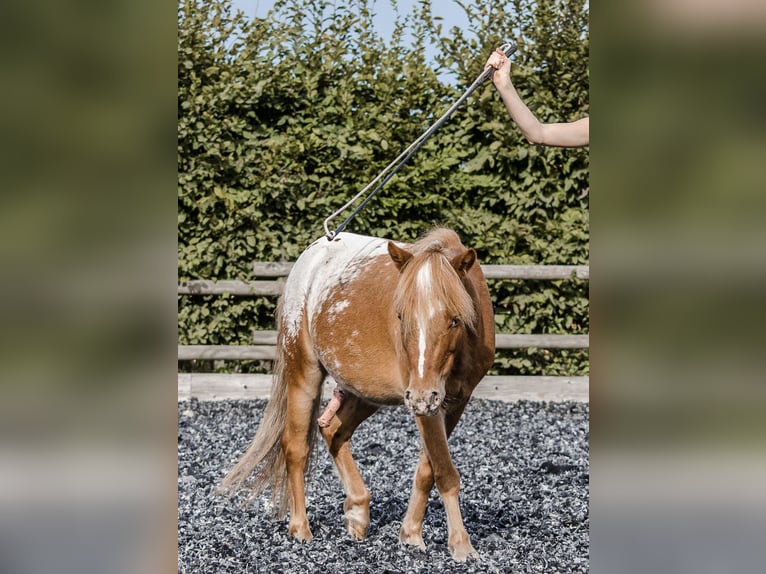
<box><xmin>324</xmin><ymin>41</ymin><xmax>517</xmax><ymax>240</ymax></box>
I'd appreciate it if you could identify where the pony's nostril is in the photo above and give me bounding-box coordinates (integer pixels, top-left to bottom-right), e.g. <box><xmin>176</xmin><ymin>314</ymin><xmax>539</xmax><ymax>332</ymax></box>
<box><xmin>430</xmin><ymin>391</ymin><xmax>439</xmax><ymax>403</ymax></box>
<box><xmin>404</xmin><ymin>390</ymin><xmax>411</xmax><ymax>401</ymax></box>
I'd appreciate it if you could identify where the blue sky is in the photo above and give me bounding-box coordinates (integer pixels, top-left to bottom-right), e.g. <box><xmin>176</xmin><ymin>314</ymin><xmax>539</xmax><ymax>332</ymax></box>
<box><xmin>230</xmin><ymin>0</ymin><xmax>471</xmax><ymax>45</ymax></box>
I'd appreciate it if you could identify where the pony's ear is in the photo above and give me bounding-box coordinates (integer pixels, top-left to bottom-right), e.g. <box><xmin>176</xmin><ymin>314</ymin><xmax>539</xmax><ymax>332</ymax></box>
<box><xmin>388</xmin><ymin>242</ymin><xmax>413</xmax><ymax>271</ymax></box>
<box><xmin>450</xmin><ymin>248</ymin><xmax>476</xmax><ymax>278</ymax></box>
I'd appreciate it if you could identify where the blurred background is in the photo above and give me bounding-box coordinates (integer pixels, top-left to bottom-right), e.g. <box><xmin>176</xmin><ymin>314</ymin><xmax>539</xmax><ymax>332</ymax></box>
<box><xmin>0</xmin><ymin>1</ymin><xmax>176</xmax><ymax>573</ymax></box>
<box><xmin>592</xmin><ymin>1</ymin><xmax>766</xmax><ymax>572</ymax></box>
<box><xmin>0</xmin><ymin>0</ymin><xmax>765</xmax><ymax>572</ymax></box>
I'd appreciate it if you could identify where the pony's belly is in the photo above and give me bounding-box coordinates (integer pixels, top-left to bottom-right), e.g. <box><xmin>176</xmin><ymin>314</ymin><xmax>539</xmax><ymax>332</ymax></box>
<box><xmin>319</xmin><ymin>353</ymin><xmax>405</xmax><ymax>406</ymax></box>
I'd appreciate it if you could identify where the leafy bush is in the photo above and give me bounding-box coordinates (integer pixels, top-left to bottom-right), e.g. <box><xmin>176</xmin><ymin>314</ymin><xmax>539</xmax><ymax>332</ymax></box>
<box><xmin>178</xmin><ymin>0</ymin><xmax>589</xmax><ymax>375</ymax></box>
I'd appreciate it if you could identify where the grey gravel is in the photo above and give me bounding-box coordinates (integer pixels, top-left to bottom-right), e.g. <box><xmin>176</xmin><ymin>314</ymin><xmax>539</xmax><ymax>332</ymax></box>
<box><xmin>178</xmin><ymin>399</ymin><xmax>589</xmax><ymax>573</ymax></box>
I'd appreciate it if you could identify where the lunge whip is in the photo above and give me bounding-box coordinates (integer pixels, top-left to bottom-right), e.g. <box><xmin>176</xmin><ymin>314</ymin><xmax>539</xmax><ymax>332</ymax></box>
<box><xmin>323</xmin><ymin>41</ymin><xmax>517</xmax><ymax>240</ymax></box>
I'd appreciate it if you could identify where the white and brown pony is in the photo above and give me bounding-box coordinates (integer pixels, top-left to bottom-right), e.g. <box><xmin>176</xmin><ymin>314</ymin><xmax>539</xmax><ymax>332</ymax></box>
<box><xmin>220</xmin><ymin>228</ymin><xmax>495</xmax><ymax>562</ymax></box>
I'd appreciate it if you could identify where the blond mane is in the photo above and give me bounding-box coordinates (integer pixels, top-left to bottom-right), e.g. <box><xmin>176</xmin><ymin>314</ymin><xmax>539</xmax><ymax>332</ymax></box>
<box><xmin>393</xmin><ymin>229</ymin><xmax>477</xmax><ymax>336</ymax></box>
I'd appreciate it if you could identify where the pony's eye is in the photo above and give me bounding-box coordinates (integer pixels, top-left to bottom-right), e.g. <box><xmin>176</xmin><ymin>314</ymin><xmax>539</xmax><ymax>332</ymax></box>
<box><xmin>449</xmin><ymin>317</ymin><xmax>460</xmax><ymax>328</ymax></box>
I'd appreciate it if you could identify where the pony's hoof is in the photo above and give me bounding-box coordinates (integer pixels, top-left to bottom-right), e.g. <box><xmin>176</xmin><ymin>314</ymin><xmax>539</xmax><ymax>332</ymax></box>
<box><xmin>450</xmin><ymin>542</ymin><xmax>479</xmax><ymax>563</ymax></box>
<box><xmin>343</xmin><ymin>503</ymin><xmax>370</xmax><ymax>540</ymax></box>
<box><xmin>399</xmin><ymin>527</ymin><xmax>426</xmax><ymax>551</ymax></box>
<box><xmin>288</xmin><ymin>522</ymin><xmax>313</xmax><ymax>541</ymax></box>
<box><xmin>344</xmin><ymin>517</ymin><xmax>369</xmax><ymax>540</ymax></box>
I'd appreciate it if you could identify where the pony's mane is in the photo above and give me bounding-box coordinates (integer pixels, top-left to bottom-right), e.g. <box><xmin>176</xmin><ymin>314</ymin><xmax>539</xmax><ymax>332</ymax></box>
<box><xmin>393</xmin><ymin>230</ymin><xmax>477</xmax><ymax>335</ymax></box>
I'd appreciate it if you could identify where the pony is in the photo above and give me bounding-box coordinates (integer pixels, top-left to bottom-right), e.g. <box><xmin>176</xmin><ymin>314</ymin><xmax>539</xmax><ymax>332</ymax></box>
<box><xmin>219</xmin><ymin>228</ymin><xmax>495</xmax><ymax>562</ymax></box>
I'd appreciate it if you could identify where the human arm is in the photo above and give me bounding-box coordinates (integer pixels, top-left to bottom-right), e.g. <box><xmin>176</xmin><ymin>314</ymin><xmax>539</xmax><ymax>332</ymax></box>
<box><xmin>485</xmin><ymin>48</ymin><xmax>589</xmax><ymax>148</ymax></box>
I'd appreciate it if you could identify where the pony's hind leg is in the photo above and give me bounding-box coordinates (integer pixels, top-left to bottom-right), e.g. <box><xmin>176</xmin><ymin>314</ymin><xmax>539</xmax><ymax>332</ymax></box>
<box><xmin>319</xmin><ymin>391</ymin><xmax>378</xmax><ymax>540</ymax></box>
<box><xmin>281</xmin><ymin>343</ymin><xmax>324</xmax><ymax>541</ymax></box>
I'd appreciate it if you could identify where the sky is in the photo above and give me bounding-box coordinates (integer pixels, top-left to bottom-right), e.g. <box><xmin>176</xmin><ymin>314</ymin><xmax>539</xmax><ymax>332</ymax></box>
<box><xmin>230</xmin><ymin>0</ymin><xmax>471</xmax><ymax>48</ymax></box>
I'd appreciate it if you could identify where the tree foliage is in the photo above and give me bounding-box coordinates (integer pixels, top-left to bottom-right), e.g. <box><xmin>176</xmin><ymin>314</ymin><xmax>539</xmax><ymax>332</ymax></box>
<box><xmin>178</xmin><ymin>0</ymin><xmax>589</xmax><ymax>375</ymax></box>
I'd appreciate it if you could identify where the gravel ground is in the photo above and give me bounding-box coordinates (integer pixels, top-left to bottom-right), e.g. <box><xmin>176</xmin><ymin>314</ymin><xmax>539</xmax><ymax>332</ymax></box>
<box><xmin>178</xmin><ymin>398</ymin><xmax>589</xmax><ymax>573</ymax></box>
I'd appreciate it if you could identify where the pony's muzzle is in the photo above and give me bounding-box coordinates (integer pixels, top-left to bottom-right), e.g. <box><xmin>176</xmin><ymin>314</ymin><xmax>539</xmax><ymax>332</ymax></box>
<box><xmin>404</xmin><ymin>389</ymin><xmax>443</xmax><ymax>417</ymax></box>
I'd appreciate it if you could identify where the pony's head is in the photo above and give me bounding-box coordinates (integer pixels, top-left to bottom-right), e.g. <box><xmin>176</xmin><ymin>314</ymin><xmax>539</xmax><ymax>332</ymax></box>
<box><xmin>388</xmin><ymin>238</ymin><xmax>477</xmax><ymax>416</ymax></box>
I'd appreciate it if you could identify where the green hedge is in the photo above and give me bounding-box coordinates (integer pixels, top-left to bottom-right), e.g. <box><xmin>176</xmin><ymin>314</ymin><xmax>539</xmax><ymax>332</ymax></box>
<box><xmin>178</xmin><ymin>0</ymin><xmax>589</xmax><ymax>376</ymax></box>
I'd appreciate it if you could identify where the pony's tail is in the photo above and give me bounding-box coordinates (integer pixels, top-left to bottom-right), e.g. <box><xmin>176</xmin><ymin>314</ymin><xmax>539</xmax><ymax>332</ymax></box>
<box><xmin>217</xmin><ymin>352</ymin><xmax>290</xmax><ymax>516</ymax></box>
<box><xmin>217</xmin><ymin>306</ymin><xmax>322</xmax><ymax>518</ymax></box>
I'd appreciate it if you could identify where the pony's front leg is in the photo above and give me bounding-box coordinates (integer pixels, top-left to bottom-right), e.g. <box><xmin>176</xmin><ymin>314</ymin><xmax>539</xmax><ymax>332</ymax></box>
<box><xmin>412</xmin><ymin>414</ymin><xmax>478</xmax><ymax>562</ymax></box>
<box><xmin>399</xmin><ymin>450</ymin><xmax>432</xmax><ymax>551</ymax></box>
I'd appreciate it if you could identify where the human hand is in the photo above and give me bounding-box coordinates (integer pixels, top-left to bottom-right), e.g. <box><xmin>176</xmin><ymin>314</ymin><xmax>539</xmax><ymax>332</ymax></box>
<box><xmin>484</xmin><ymin>48</ymin><xmax>512</xmax><ymax>86</ymax></box>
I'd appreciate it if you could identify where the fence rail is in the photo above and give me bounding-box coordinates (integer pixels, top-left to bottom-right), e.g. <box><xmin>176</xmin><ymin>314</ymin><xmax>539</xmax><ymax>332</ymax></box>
<box><xmin>178</xmin><ymin>373</ymin><xmax>589</xmax><ymax>403</ymax></box>
<box><xmin>178</xmin><ymin>264</ymin><xmax>590</xmax><ymax>296</ymax></box>
<box><xmin>178</xmin><ymin>262</ymin><xmax>589</xmax><ymax>402</ymax></box>
<box><xmin>179</xmin><ymin>333</ymin><xmax>588</xmax><ymax>361</ymax></box>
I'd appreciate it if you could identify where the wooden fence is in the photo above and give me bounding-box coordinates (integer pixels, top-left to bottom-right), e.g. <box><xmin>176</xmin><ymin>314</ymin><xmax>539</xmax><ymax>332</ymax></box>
<box><xmin>178</xmin><ymin>262</ymin><xmax>589</xmax><ymax>402</ymax></box>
